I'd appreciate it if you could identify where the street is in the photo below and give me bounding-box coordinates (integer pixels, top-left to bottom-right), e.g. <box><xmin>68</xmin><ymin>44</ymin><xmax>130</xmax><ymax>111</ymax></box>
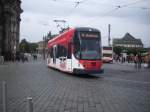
<box><xmin>0</xmin><ymin>60</ymin><xmax>150</xmax><ymax>112</ymax></box>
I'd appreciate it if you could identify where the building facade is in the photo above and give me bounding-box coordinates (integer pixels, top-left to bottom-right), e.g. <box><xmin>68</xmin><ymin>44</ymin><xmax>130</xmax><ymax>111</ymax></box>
<box><xmin>37</xmin><ymin>41</ymin><xmax>45</xmax><ymax>55</ymax></box>
<box><xmin>113</xmin><ymin>33</ymin><xmax>143</xmax><ymax>48</ymax></box>
<box><xmin>0</xmin><ymin>0</ymin><xmax>23</xmax><ymax>60</ymax></box>
<box><xmin>37</xmin><ymin>33</ymin><xmax>58</xmax><ymax>58</ymax></box>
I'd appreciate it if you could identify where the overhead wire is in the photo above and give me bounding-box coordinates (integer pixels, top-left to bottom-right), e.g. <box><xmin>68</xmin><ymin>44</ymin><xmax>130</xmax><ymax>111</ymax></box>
<box><xmin>64</xmin><ymin>0</ymin><xmax>88</xmax><ymax>28</ymax></box>
<box><xmin>124</xmin><ymin>6</ymin><xmax>150</xmax><ymax>10</ymax></box>
<box><xmin>74</xmin><ymin>0</ymin><xmax>87</xmax><ymax>8</ymax></box>
<box><xmin>81</xmin><ymin>0</ymin><xmax>149</xmax><ymax>27</ymax></box>
<box><xmin>68</xmin><ymin>0</ymin><xmax>88</xmax><ymax>16</ymax></box>
<box><xmin>103</xmin><ymin>0</ymin><xmax>149</xmax><ymax>16</ymax></box>
<box><xmin>50</xmin><ymin>0</ymin><xmax>150</xmax><ymax>27</ymax></box>
<box><xmin>50</xmin><ymin>0</ymin><xmax>149</xmax><ymax>16</ymax></box>
<box><xmin>118</xmin><ymin>0</ymin><xmax>149</xmax><ymax>8</ymax></box>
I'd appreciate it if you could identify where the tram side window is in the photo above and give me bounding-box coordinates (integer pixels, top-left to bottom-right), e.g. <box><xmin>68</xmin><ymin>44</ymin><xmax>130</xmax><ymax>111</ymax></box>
<box><xmin>50</xmin><ymin>48</ymin><xmax>53</xmax><ymax>58</ymax></box>
<box><xmin>67</xmin><ymin>43</ymin><xmax>71</xmax><ymax>59</ymax></box>
<box><xmin>73</xmin><ymin>34</ymin><xmax>80</xmax><ymax>58</ymax></box>
<box><xmin>56</xmin><ymin>45</ymin><xmax>67</xmax><ymax>58</ymax></box>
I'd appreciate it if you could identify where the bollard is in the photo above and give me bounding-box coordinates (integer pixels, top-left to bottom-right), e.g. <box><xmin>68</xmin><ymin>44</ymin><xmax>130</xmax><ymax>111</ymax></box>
<box><xmin>2</xmin><ymin>81</ymin><xmax>7</xmax><ymax>112</ymax></box>
<box><xmin>27</xmin><ymin>97</ymin><xmax>33</xmax><ymax>112</ymax></box>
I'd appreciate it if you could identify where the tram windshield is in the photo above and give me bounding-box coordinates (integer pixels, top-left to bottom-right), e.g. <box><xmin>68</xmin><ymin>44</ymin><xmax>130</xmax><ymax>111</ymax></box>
<box><xmin>74</xmin><ymin>32</ymin><xmax>101</xmax><ymax>60</ymax></box>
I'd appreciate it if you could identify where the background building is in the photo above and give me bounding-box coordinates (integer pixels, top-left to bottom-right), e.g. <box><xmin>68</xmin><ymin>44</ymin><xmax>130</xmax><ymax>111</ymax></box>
<box><xmin>37</xmin><ymin>41</ymin><xmax>45</xmax><ymax>55</ymax></box>
<box><xmin>37</xmin><ymin>32</ymin><xmax>58</xmax><ymax>58</ymax></box>
<box><xmin>113</xmin><ymin>33</ymin><xmax>143</xmax><ymax>48</ymax></box>
<box><xmin>0</xmin><ymin>0</ymin><xmax>23</xmax><ymax>60</ymax></box>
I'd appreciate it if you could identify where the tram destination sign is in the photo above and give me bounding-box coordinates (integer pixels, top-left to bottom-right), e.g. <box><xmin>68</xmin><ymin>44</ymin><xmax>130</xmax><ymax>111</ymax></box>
<box><xmin>80</xmin><ymin>32</ymin><xmax>99</xmax><ymax>38</ymax></box>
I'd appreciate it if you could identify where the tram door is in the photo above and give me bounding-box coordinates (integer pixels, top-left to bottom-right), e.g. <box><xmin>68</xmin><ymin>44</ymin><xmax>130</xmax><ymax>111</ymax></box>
<box><xmin>68</xmin><ymin>43</ymin><xmax>72</xmax><ymax>71</ymax></box>
<box><xmin>53</xmin><ymin>45</ymin><xmax>57</xmax><ymax>64</ymax></box>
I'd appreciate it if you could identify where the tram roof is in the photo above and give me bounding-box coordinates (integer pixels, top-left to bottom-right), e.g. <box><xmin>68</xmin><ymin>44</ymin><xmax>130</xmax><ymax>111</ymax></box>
<box><xmin>75</xmin><ymin>27</ymin><xmax>100</xmax><ymax>32</ymax></box>
<box><xmin>48</xmin><ymin>28</ymin><xmax>75</xmax><ymax>48</ymax></box>
<box><xmin>47</xmin><ymin>27</ymin><xmax>100</xmax><ymax>48</ymax></box>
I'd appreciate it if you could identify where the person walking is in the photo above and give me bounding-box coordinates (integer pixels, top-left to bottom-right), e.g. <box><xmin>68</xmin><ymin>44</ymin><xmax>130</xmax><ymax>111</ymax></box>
<box><xmin>137</xmin><ymin>53</ymin><xmax>142</xmax><ymax>69</ymax></box>
<box><xmin>144</xmin><ymin>52</ymin><xmax>150</xmax><ymax>68</ymax></box>
<box><xmin>134</xmin><ymin>54</ymin><xmax>138</xmax><ymax>69</ymax></box>
<box><xmin>148</xmin><ymin>53</ymin><xmax>150</xmax><ymax>68</ymax></box>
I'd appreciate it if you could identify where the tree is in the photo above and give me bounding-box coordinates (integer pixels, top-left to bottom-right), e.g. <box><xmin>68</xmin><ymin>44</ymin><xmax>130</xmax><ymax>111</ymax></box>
<box><xmin>113</xmin><ymin>46</ymin><xmax>123</xmax><ymax>56</ymax></box>
<box><xmin>19</xmin><ymin>39</ymin><xmax>38</xmax><ymax>53</ymax></box>
<box><xmin>113</xmin><ymin>46</ymin><xmax>146</xmax><ymax>56</ymax></box>
<box><xmin>29</xmin><ymin>43</ymin><xmax>38</xmax><ymax>53</ymax></box>
<box><xmin>19</xmin><ymin>39</ymin><xmax>30</xmax><ymax>53</ymax></box>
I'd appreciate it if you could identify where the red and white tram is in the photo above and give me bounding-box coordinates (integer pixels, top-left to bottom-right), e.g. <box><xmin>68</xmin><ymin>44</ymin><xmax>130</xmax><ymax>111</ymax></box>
<box><xmin>47</xmin><ymin>27</ymin><xmax>104</xmax><ymax>74</ymax></box>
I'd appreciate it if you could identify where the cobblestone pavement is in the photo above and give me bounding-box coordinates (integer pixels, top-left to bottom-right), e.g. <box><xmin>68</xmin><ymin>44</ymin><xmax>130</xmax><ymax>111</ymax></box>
<box><xmin>0</xmin><ymin>60</ymin><xmax>150</xmax><ymax>112</ymax></box>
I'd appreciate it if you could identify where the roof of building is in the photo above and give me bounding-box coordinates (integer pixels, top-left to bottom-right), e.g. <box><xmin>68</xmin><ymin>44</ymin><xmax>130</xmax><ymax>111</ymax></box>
<box><xmin>113</xmin><ymin>33</ymin><xmax>143</xmax><ymax>45</ymax></box>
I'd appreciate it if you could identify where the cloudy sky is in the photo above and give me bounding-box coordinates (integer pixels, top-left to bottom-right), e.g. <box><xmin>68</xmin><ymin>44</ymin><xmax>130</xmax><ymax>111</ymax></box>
<box><xmin>20</xmin><ymin>0</ymin><xmax>150</xmax><ymax>47</ymax></box>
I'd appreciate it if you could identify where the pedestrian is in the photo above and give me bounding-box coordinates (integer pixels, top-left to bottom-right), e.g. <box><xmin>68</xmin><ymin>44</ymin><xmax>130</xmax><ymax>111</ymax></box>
<box><xmin>33</xmin><ymin>54</ymin><xmax>37</xmax><ymax>61</ymax></box>
<box><xmin>137</xmin><ymin>53</ymin><xmax>142</xmax><ymax>69</ymax></box>
<box><xmin>144</xmin><ymin>55</ymin><xmax>148</xmax><ymax>68</ymax></box>
<box><xmin>127</xmin><ymin>56</ymin><xmax>129</xmax><ymax>63</ymax></box>
<box><xmin>144</xmin><ymin>52</ymin><xmax>150</xmax><ymax>68</ymax></box>
<box><xmin>21</xmin><ymin>53</ymin><xmax>25</xmax><ymax>63</ymax></box>
<box><xmin>121</xmin><ymin>56</ymin><xmax>124</xmax><ymax>63</ymax></box>
<box><xmin>116</xmin><ymin>55</ymin><xmax>119</xmax><ymax>62</ymax></box>
<box><xmin>134</xmin><ymin>54</ymin><xmax>138</xmax><ymax>69</ymax></box>
<box><xmin>148</xmin><ymin>53</ymin><xmax>150</xmax><ymax>68</ymax></box>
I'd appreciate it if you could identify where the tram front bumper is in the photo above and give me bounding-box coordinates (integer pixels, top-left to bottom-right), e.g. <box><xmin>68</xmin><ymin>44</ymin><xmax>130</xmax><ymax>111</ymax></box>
<box><xmin>73</xmin><ymin>69</ymin><xmax>104</xmax><ymax>74</ymax></box>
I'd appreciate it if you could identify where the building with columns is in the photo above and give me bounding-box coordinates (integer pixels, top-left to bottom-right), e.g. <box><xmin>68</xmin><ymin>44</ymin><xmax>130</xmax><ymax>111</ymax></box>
<box><xmin>0</xmin><ymin>0</ymin><xmax>23</xmax><ymax>60</ymax></box>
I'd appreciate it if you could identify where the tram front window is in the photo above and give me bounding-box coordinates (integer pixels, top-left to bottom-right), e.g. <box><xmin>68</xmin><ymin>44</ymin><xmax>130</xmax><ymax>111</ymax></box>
<box><xmin>80</xmin><ymin>38</ymin><xmax>101</xmax><ymax>60</ymax></box>
<box><xmin>74</xmin><ymin>31</ymin><xmax>101</xmax><ymax>60</ymax></box>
